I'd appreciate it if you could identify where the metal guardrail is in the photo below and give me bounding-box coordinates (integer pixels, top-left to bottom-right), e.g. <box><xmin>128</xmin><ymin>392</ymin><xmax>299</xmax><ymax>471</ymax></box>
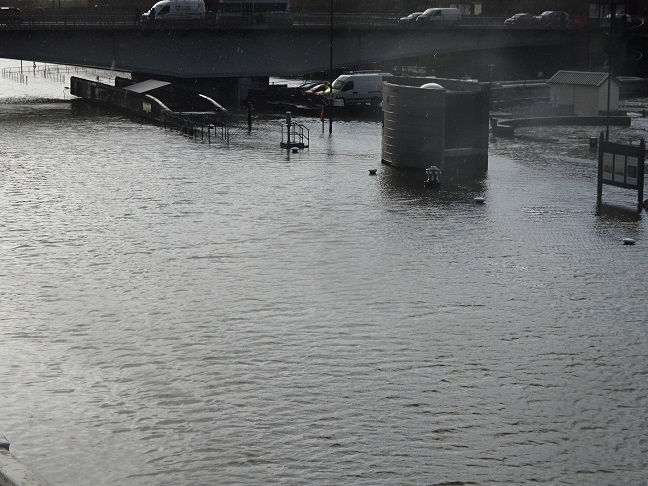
<box><xmin>164</xmin><ymin>112</ymin><xmax>229</xmax><ymax>144</ymax></box>
<box><xmin>0</xmin><ymin>10</ymin><xmax>613</xmax><ymax>30</ymax></box>
<box><xmin>281</xmin><ymin>121</ymin><xmax>309</xmax><ymax>149</ymax></box>
<box><xmin>2</xmin><ymin>65</ymin><xmax>70</xmax><ymax>84</ymax></box>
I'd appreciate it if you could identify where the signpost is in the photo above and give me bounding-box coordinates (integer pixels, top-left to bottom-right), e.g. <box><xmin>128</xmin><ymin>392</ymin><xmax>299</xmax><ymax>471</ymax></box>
<box><xmin>597</xmin><ymin>132</ymin><xmax>645</xmax><ymax>211</ymax></box>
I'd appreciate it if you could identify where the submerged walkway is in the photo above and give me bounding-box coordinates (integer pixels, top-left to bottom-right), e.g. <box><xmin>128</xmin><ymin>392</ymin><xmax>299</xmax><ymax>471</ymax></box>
<box><xmin>490</xmin><ymin>115</ymin><xmax>632</xmax><ymax>137</ymax></box>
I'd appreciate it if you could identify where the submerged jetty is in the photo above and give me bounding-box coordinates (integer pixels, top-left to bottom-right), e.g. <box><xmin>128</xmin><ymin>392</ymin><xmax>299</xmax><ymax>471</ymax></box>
<box><xmin>70</xmin><ymin>76</ymin><xmax>230</xmax><ymax>136</ymax></box>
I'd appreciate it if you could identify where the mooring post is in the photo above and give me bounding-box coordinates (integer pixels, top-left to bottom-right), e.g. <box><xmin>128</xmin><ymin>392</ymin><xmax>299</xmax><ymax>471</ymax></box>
<box><xmin>424</xmin><ymin>166</ymin><xmax>442</xmax><ymax>187</ymax></box>
<box><xmin>597</xmin><ymin>132</ymin><xmax>604</xmax><ymax>203</ymax></box>
<box><xmin>638</xmin><ymin>138</ymin><xmax>645</xmax><ymax>210</ymax></box>
<box><xmin>286</xmin><ymin>111</ymin><xmax>292</xmax><ymax>146</ymax></box>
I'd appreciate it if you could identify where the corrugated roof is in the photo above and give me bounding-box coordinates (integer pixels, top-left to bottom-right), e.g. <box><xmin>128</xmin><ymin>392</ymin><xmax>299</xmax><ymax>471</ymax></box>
<box><xmin>123</xmin><ymin>79</ymin><xmax>171</xmax><ymax>94</ymax></box>
<box><xmin>548</xmin><ymin>71</ymin><xmax>615</xmax><ymax>87</ymax></box>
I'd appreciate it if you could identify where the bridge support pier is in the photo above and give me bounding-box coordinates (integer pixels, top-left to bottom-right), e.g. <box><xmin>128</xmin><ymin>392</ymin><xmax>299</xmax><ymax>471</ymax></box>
<box><xmin>131</xmin><ymin>73</ymin><xmax>270</xmax><ymax>107</ymax></box>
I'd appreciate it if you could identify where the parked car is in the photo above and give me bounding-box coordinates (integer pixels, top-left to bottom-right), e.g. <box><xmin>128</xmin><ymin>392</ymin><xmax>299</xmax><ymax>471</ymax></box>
<box><xmin>535</xmin><ymin>11</ymin><xmax>569</xmax><ymax>28</ymax></box>
<box><xmin>302</xmin><ymin>83</ymin><xmax>329</xmax><ymax>104</ymax></box>
<box><xmin>504</xmin><ymin>13</ymin><xmax>536</xmax><ymax>27</ymax></box>
<box><xmin>398</xmin><ymin>12</ymin><xmax>422</xmax><ymax>24</ymax></box>
<box><xmin>416</xmin><ymin>8</ymin><xmax>461</xmax><ymax>25</ymax></box>
<box><xmin>600</xmin><ymin>13</ymin><xmax>642</xmax><ymax>29</ymax></box>
<box><xmin>297</xmin><ymin>81</ymin><xmax>323</xmax><ymax>92</ymax></box>
<box><xmin>0</xmin><ymin>7</ymin><xmax>22</xmax><ymax>25</ymax></box>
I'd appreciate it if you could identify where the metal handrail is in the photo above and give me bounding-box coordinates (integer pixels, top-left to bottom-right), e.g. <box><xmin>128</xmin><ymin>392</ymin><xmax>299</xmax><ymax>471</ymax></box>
<box><xmin>3</xmin><ymin>10</ymin><xmax>600</xmax><ymax>30</ymax></box>
<box><xmin>164</xmin><ymin>112</ymin><xmax>229</xmax><ymax>144</ymax></box>
<box><xmin>281</xmin><ymin>121</ymin><xmax>309</xmax><ymax>148</ymax></box>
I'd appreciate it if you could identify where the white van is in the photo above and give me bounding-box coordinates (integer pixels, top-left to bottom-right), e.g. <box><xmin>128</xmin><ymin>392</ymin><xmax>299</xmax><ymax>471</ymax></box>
<box><xmin>326</xmin><ymin>72</ymin><xmax>393</xmax><ymax>107</ymax></box>
<box><xmin>142</xmin><ymin>0</ymin><xmax>206</xmax><ymax>21</ymax></box>
<box><xmin>416</xmin><ymin>7</ymin><xmax>461</xmax><ymax>25</ymax></box>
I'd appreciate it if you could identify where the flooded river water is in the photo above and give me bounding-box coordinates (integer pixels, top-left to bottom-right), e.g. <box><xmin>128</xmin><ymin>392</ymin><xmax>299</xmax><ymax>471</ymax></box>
<box><xmin>1</xmin><ymin>60</ymin><xmax>648</xmax><ymax>485</ymax></box>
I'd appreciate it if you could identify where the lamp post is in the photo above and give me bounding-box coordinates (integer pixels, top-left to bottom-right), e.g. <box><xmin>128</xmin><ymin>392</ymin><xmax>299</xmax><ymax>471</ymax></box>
<box><xmin>329</xmin><ymin>0</ymin><xmax>333</xmax><ymax>134</ymax></box>
<box><xmin>605</xmin><ymin>0</ymin><xmax>614</xmax><ymax>141</ymax></box>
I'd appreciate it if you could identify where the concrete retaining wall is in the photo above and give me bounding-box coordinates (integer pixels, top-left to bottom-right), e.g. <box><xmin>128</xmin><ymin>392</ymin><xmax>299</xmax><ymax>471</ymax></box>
<box><xmin>381</xmin><ymin>77</ymin><xmax>489</xmax><ymax>173</ymax></box>
<box><xmin>70</xmin><ymin>76</ymin><xmax>170</xmax><ymax>123</ymax></box>
<box><xmin>0</xmin><ymin>438</ymin><xmax>50</xmax><ymax>486</ymax></box>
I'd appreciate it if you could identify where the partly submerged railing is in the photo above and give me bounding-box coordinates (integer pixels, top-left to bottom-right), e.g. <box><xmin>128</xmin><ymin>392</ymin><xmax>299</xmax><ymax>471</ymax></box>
<box><xmin>164</xmin><ymin>112</ymin><xmax>230</xmax><ymax>144</ymax></box>
<box><xmin>280</xmin><ymin>121</ymin><xmax>309</xmax><ymax>149</ymax></box>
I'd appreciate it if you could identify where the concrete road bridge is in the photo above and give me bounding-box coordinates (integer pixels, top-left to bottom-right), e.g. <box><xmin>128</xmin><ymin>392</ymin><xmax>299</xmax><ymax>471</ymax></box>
<box><xmin>0</xmin><ymin>12</ymin><xmax>597</xmax><ymax>79</ymax></box>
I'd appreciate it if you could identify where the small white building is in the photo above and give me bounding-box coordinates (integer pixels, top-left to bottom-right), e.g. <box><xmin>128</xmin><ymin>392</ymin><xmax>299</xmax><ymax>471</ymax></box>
<box><xmin>547</xmin><ymin>71</ymin><xmax>620</xmax><ymax>117</ymax></box>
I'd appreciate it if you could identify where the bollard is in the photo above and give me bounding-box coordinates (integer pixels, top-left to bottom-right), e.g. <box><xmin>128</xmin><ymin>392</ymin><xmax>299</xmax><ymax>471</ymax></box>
<box><xmin>320</xmin><ymin>105</ymin><xmax>325</xmax><ymax>133</ymax></box>
<box><xmin>247</xmin><ymin>103</ymin><xmax>253</xmax><ymax>132</ymax></box>
<box><xmin>424</xmin><ymin>166</ymin><xmax>441</xmax><ymax>187</ymax></box>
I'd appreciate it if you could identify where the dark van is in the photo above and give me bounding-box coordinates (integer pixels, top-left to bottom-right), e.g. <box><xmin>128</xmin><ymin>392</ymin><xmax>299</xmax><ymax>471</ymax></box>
<box><xmin>0</xmin><ymin>7</ymin><xmax>23</xmax><ymax>25</ymax></box>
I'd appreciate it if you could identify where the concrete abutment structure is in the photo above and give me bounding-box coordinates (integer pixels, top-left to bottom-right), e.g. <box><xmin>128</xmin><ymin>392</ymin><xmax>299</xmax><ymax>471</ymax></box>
<box><xmin>381</xmin><ymin>77</ymin><xmax>490</xmax><ymax>174</ymax></box>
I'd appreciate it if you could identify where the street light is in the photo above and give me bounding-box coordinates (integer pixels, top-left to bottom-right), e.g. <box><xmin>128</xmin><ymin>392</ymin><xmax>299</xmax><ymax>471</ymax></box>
<box><xmin>329</xmin><ymin>0</ymin><xmax>333</xmax><ymax>134</ymax></box>
<box><xmin>605</xmin><ymin>0</ymin><xmax>614</xmax><ymax>141</ymax></box>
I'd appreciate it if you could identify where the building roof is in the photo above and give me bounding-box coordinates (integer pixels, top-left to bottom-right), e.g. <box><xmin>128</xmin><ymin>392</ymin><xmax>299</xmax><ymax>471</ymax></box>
<box><xmin>123</xmin><ymin>79</ymin><xmax>170</xmax><ymax>94</ymax></box>
<box><xmin>548</xmin><ymin>71</ymin><xmax>617</xmax><ymax>87</ymax></box>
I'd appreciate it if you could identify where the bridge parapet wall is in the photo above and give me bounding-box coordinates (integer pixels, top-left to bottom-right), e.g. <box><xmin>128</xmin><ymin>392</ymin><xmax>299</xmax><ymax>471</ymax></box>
<box><xmin>0</xmin><ymin>23</ymin><xmax>589</xmax><ymax>78</ymax></box>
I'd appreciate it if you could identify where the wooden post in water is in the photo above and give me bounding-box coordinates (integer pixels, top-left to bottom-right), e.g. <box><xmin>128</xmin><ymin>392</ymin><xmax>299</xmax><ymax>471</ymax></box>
<box><xmin>638</xmin><ymin>138</ymin><xmax>645</xmax><ymax>210</ymax></box>
<box><xmin>286</xmin><ymin>111</ymin><xmax>291</xmax><ymax>146</ymax></box>
<box><xmin>597</xmin><ymin>132</ymin><xmax>604</xmax><ymax>203</ymax></box>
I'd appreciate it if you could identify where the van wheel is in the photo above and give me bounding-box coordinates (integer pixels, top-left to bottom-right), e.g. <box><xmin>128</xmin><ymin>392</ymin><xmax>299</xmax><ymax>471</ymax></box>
<box><xmin>370</xmin><ymin>97</ymin><xmax>380</xmax><ymax>107</ymax></box>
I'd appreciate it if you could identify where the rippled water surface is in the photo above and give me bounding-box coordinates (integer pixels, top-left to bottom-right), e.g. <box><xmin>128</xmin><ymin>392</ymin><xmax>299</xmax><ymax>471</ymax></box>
<box><xmin>1</xmin><ymin>60</ymin><xmax>648</xmax><ymax>485</ymax></box>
